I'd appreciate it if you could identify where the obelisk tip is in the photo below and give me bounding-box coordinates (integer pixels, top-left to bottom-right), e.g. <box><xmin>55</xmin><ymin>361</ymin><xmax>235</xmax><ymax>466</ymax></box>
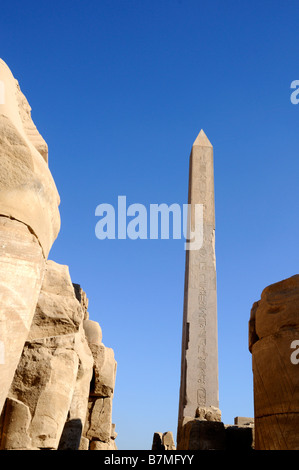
<box><xmin>193</xmin><ymin>129</ymin><xmax>213</xmax><ymax>148</ymax></box>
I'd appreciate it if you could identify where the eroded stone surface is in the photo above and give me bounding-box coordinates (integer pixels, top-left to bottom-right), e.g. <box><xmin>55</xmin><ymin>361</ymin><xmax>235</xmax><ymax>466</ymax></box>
<box><xmin>28</xmin><ymin>261</ymin><xmax>84</xmax><ymax>340</ymax></box>
<box><xmin>0</xmin><ymin>261</ymin><xmax>116</xmax><ymax>450</ymax></box>
<box><xmin>195</xmin><ymin>405</ymin><xmax>221</xmax><ymax>422</ymax></box>
<box><xmin>0</xmin><ymin>217</ymin><xmax>45</xmax><ymax>415</ymax></box>
<box><xmin>0</xmin><ymin>397</ymin><xmax>32</xmax><ymax>450</ymax></box>
<box><xmin>162</xmin><ymin>431</ymin><xmax>176</xmax><ymax>450</ymax></box>
<box><xmin>178</xmin><ymin>130</ymin><xmax>219</xmax><ymax>427</ymax></box>
<box><xmin>7</xmin><ymin>335</ymin><xmax>79</xmax><ymax>449</ymax></box>
<box><xmin>81</xmin><ymin>317</ymin><xmax>117</xmax><ymax>450</ymax></box>
<box><xmin>152</xmin><ymin>431</ymin><xmax>176</xmax><ymax>450</ymax></box>
<box><xmin>0</xmin><ymin>58</ymin><xmax>60</xmax><ymax>257</ymax></box>
<box><xmin>177</xmin><ymin>417</ymin><xmax>226</xmax><ymax>450</ymax></box>
<box><xmin>89</xmin><ymin>343</ymin><xmax>117</xmax><ymax>398</ymax></box>
<box><xmin>249</xmin><ymin>275</ymin><xmax>299</xmax><ymax>450</ymax></box>
<box><xmin>0</xmin><ymin>58</ymin><xmax>60</xmax><ymax>416</ymax></box>
<box><xmin>89</xmin><ymin>439</ymin><xmax>117</xmax><ymax>450</ymax></box>
<box><xmin>0</xmin><ymin>60</ymin><xmax>116</xmax><ymax>451</ymax></box>
<box><xmin>85</xmin><ymin>397</ymin><xmax>112</xmax><ymax>443</ymax></box>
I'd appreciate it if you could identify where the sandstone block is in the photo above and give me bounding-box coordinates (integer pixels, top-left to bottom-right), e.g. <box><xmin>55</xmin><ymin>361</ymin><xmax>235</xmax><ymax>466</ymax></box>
<box><xmin>90</xmin><ymin>439</ymin><xmax>117</xmax><ymax>450</ymax></box>
<box><xmin>85</xmin><ymin>397</ymin><xmax>112</xmax><ymax>443</ymax></box>
<box><xmin>234</xmin><ymin>416</ymin><xmax>254</xmax><ymax>426</ymax></box>
<box><xmin>111</xmin><ymin>423</ymin><xmax>118</xmax><ymax>440</ymax></box>
<box><xmin>5</xmin><ymin>260</ymin><xmax>94</xmax><ymax>450</ymax></box>
<box><xmin>0</xmin><ymin>397</ymin><xmax>32</xmax><ymax>450</ymax></box>
<box><xmin>0</xmin><ymin>59</ymin><xmax>117</xmax><ymax>452</ymax></box>
<box><xmin>162</xmin><ymin>431</ymin><xmax>176</xmax><ymax>450</ymax></box>
<box><xmin>225</xmin><ymin>424</ymin><xmax>254</xmax><ymax>451</ymax></box>
<box><xmin>89</xmin><ymin>343</ymin><xmax>117</xmax><ymax>397</ymax></box>
<box><xmin>27</xmin><ymin>261</ymin><xmax>84</xmax><ymax>340</ymax></box>
<box><xmin>1</xmin><ymin>258</ymin><xmax>116</xmax><ymax>450</ymax></box>
<box><xmin>83</xmin><ymin>319</ymin><xmax>102</xmax><ymax>345</ymax></box>
<box><xmin>7</xmin><ymin>335</ymin><xmax>79</xmax><ymax>449</ymax></box>
<box><xmin>0</xmin><ymin>217</ymin><xmax>45</xmax><ymax>415</ymax></box>
<box><xmin>177</xmin><ymin>417</ymin><xmax>226</xmax><ymax>450</ymax></box>
<box><xmin>0</xmin><ymin>58</ymin><xmax>60</xmax><ymax>257</ymax></box>
<box><xmin>79</xmin><ymin>436</ymin><xmax>90</xmax><ymax>450</ymax></box>
<box><xmin>249</xmin><ymin>275</ymin><xmax>299</xmax><ymax>450</ymax></box>
<box><xmin>195</xmin><ymin>405</ymin><xmax>221</xmax><ymax>422</ymax></box>
<box><xmin>0</xmin><ymin>58</ymin><xmax>60</xmax><ymax>415</ymax></box>
<box><xmin>58</xmin><ymin>329</ymin><xmax>94</xmax><ymax>450</ymax></box>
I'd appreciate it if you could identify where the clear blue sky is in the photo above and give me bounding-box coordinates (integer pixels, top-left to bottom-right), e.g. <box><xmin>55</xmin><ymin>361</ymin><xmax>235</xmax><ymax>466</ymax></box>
<box><xmin>1</xmin><ymin>0</ymin><xmax>299</xmax><ymax>450</ymax></box>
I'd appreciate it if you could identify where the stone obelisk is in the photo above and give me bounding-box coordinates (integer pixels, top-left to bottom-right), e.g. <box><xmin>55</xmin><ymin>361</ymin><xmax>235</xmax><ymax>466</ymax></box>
<box><xmin>178</xmin><ymin>130</ymin><xmax>219</xmax><ymax>426</ymax></box>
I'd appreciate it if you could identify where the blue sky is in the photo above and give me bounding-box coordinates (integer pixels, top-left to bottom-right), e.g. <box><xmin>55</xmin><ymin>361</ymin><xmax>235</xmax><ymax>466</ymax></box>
<box><xmin>1</xmin><ymin>0</ymin><xmax>299</xmax><ymax>450</ymax></box>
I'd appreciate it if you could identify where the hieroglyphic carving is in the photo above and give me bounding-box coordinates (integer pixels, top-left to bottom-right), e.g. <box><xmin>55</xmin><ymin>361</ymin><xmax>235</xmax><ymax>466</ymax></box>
<box><xmin>196</xmin><ymin>253</ymin><xmax>207</xmax><ymax>406</ymax></box>
<box><xmin>178</xmin><ymin>130</ymin><xmax>219</xmax><ymax>424</ymax></box>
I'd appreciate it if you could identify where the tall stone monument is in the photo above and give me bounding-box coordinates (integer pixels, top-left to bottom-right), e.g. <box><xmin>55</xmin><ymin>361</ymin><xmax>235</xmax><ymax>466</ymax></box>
<box><xmin>178</xmin><ymin>130</ymin><xmax>219</xmax><ymax>432</ymax></box>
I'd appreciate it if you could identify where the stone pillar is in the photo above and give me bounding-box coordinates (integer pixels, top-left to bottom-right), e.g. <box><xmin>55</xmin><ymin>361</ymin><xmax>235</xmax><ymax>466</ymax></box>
<box><xmin>81</xmin><ymin>318</ymin><xmax>117</xmax><ymax>450</ymax></box>
<box><xmin>249</xmin><ymin>275</ymin><xmax>299</xmax><ymax>450</ymax></box>
<box><xmin>178</xmin><ymin>130</ymin><xmax>219</xmax><ymax>430</ymax></box>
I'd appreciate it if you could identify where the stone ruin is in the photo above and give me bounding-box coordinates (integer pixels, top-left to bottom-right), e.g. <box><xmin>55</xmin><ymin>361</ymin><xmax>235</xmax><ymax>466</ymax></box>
<box><xmin>154</xmin><ymin>273</ymin><xmax>299</xmax><ymax>452</ymax></box>
<box><xmin>153</xmin><ymin>132</ymin><xmax>299</xmax><ymax>451</ymax></box>
<box><xmin>249</xmin><ymin>275</ymin><xmax>299</xmax><ymax>450</ymax></box>
<box><xmin>0</xmin><ymin>59</ymin><xmax>117</xmax><ymax>450</ymax></box>
<box><xmin>0</xmin><ymin>58</ymin><xmax>298</xmax><ymax>451</ymax></box>
<box><xmin>152</xmin><ymin>432</ymin><xmax>176</xmax><ymax>451</ymax></box>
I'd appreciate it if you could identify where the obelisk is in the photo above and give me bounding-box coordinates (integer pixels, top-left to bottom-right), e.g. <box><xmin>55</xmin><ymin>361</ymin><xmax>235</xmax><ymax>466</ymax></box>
<box><xmin>178</xmin><ymin>130</ymin><xmax>219</xmax><ymax>426</ymax></box>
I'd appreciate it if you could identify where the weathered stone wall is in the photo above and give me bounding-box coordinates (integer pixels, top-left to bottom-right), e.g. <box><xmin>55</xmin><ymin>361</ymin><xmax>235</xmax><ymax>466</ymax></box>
<box><xmin>0</xmin><ymin>58</ymin><xmax>60</xmax><ymax>415</ymax></box>
<box><xmin>0</xmin><ymin>59</ymin><xmax>117</xmax><ymax>451</ymax></box>
<box><xmin>249</xmin><ymin>275</ymin><xmax>299</xmax><ymax>450</ymax></box>
<box><xmin>0</xmin><ymin>261</ymin><xmax>117</xmax><ymax>450</ymax></box>
<box><xmin>79</xmin><ymin>292</ymin><xmax>117</xmax><ymax>451</ymax></box>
